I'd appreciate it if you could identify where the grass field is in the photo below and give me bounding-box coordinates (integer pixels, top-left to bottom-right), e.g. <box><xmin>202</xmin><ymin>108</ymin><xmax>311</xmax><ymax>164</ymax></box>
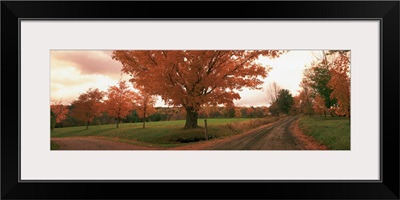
<box><xmin>51</xmin><ymin>117</ymin><xmax>279</xmax><ymax>147</ymax></box>
<box><xmin>51</xmin><ymin>141</ymin><xmax>60</xmax><ymax>150</ymax></box>
<box><xmin>298</xmin><ymin>116</ymin><xmax>350</xmax><ymax>150</ymax></box>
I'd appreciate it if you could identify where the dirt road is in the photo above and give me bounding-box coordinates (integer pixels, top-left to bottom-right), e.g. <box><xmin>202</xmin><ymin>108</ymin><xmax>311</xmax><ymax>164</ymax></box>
<box><xmin>191</xmin><ymin>116</ymin><xmax>302</xmax><ymax>150</ymax></box>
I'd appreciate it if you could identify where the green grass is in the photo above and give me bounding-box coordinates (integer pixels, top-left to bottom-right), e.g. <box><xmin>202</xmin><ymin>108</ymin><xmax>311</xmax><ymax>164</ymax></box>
<box><xmin>298</xmin><ymin>116</ymin><xmax>350</xmax><ymax>150</ymax></box>
<box><xmin>51</xmin><ymin>117</ymin><xmax>278</xmax><ymax>147</ymax></box>
<box><xmin>51</xmin><ymin>141</ymin><xmax>60</xmax><ymax>150</ymax></box>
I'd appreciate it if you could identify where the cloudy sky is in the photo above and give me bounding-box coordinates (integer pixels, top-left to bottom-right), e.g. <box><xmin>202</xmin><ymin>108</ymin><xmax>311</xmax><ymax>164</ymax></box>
<box><xmin>50</xmin><ymin>50</ymin><xmax>319</xmax><ymax>107</ymax></box>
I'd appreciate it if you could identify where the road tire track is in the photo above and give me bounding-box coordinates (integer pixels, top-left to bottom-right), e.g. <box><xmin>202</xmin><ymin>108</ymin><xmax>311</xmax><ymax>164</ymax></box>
<box><xmin>207</xmin><ymin>116</ymin><xmax>300</xmax><ymax>150</ymax></box>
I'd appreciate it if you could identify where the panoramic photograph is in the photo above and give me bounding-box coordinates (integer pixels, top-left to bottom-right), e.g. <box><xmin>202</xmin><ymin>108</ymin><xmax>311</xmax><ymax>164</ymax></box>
<box><xmin>50</xmin><ymin>50</ymin><xmax>350</xmax><ymax>150</ymax></box>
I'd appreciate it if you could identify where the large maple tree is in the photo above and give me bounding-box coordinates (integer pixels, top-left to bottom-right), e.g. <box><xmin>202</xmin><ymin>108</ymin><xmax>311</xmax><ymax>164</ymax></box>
<box><xmin>112</xmin><ymin>50</ymin><xmax>283</xmax><ymax>128</ymax></box>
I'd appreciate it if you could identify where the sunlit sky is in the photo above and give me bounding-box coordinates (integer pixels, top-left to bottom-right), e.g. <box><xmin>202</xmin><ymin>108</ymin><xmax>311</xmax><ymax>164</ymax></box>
<box><xmin>50</xmin><ymin>50</ymin><xmax>320</xmax><ymax>107</ymax></box>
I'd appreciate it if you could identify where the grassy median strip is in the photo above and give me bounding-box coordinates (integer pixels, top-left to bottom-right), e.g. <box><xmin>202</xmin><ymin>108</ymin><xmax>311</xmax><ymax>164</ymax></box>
<box><xmin>298</xmin><ymin>116</ymin><xmax>350</xmax><ymax>150</ymax></box>
<box><xmin>51</xmin><ymin>117</ymin><xmax>279</xmax><ymax>147</ymax></box>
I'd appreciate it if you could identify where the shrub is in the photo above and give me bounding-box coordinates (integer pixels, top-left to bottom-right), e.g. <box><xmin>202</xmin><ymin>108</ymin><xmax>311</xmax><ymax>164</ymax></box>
<box><xmin>166</xmin><ymin>130</ymin><xmax>206</xmax><ymax>143</ymax></box>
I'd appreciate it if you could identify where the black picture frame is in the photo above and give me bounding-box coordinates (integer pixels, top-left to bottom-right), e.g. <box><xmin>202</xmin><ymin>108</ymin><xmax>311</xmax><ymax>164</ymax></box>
<box><xmin>1</xmin><ymin>1</ymin><xmax>399</xmax><ymax>199</ymax></box>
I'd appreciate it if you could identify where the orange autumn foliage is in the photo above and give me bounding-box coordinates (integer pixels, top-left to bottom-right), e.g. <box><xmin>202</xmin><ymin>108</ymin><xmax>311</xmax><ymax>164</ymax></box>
<box><xmin>313</xmin><ymin>94</ymin><xmax>326</xmax><ymax>116</ymax></box>
<box><xmin>112</xmin><ymin>50</ymin><xmax>284</xmax><ymax>128</ymax></box>
<box><xmin>71</xmin><ymin>88</ymin><xmax>104</xmax><ymax>129</ymax></box>
<box><xmin>328</xmin><ymin>52</ymin><xmax>351</xmax><ymax>117</ymax></box>
<box><xmin>246</xmin><ymin>107</ymin><xmax>255</xmax><ymax>116</ymax></box>
<box><xmin>202</xmin><ymin>103</ymin><xmax>212</xmax><ymax>118</ymax></box>
<box><xmin>234</xmin><ymin>107</ymin><xmax>242</xmax><ymax>118</ymax></box>
<box><xmin>50</xmin><ymin>100</ymin><xmax>69</xmax><ymax>123</ymax></box>
<box><xmin>290</xmin><ymin>95</ymin><xmax>301</xmax><ymax>115</ymax></box>
<box><xmin>297</xmin><ymin>80</ymin><xmax>314</xmax><ymax>116</ymax></box>
<box><xmin>104</xmin><ymin>80</ymin><xmax>136</xmax><ymax>128</ymax></box>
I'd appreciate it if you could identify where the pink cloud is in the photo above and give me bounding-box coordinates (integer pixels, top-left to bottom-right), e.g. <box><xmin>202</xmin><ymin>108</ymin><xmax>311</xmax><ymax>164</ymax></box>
<box><xmin>51</xmin><ymin>50</ymin><xmax>123</xmax><ymax>78</ymax></box>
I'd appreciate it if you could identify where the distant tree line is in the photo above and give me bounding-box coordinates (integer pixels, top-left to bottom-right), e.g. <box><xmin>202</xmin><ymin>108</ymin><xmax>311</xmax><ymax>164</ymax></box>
<box><xmin>51</xmin><ymin>103</ymin><xmax>271</xmax><ymax>129</ymax></box>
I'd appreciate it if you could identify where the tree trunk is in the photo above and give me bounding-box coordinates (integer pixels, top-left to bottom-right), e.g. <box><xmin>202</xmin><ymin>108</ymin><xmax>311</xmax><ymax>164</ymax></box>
<box><xmin>116</xmin><ymin>118</ymin><xmax>120</xmax><ymax>128</ymax></box>
<box><xmin>86</xmin><ymin>121</ymin><xmax>89</xmax><ymax>130</ymax></box>
<box><xmin>142</xmin><ymin>107</ymin><xmax>146</xmax><ymax>129</ymax></box>
<box><xmin>143</xmin><ymin>113</ymin><xmax>146</xmax><ymax>128</ymax></box>
<box><xmin>184</xmin><ymin>107</ymin><xmax>199</xmax><ymax>129</ymax></box>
